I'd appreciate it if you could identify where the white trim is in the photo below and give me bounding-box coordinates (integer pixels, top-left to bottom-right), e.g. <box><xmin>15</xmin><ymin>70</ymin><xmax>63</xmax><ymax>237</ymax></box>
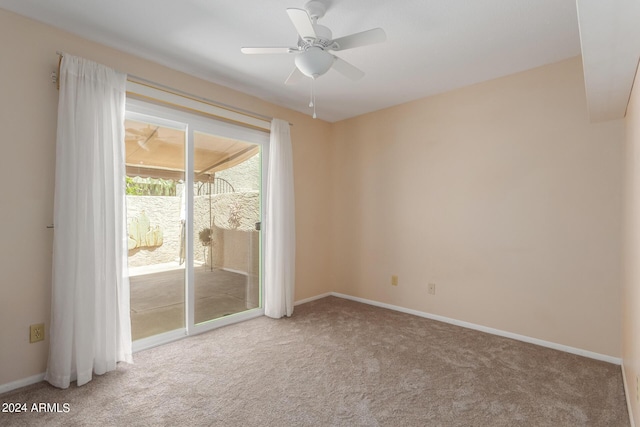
<box><xmin>190</xmin><ymin>308</ymin><xmax>265</xmax><ymax>335</ymax></box>
<box><xmin>132</xmin><ymin>329</ymin><xmax>187</xmax><ymax>353</ymax></box>
<box><xmin>0</xmin><ymin>373</ymin><xmax>46</xmax><ymax>395</ymax></box>
<box><xmin>126</xmin><ymin>81</ymin><xmax>271</xmax><ymax>131</ymax></box>
<box><xmin>186</xmin><ymin>125</ymin><xmax>195</xmax><ymax>335</ymax></box>
<box><xmin>294</xmin><ymin>292</ymin><xmax>332</xmax><ymax>306</ymax></box>
<box><xmin>131</xmin><ymin>311</ymin><xmax>265</xmax><ymax>353</ymax></box>
<box><xmin>4</xmin><ymin>292</ymin><xmax>623</xmax><ymax>396</ymax></box>
<box><xmin>328</xmin><ymin>292</ymin><xmax>622</xmax><ymax>365</ymax></box>
<box><xmin>622</xmin><ymin>363</ymin><xmax>637</xmax><ymax>427</ymax></box>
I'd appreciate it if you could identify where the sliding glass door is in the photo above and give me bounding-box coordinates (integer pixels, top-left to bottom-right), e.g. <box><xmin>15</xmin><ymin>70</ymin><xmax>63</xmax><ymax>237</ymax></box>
<box><xmin>125</xmin><ymin>113</ymin><xmax>186</xmax><ymax>342</ymax></box>
<box><xmin>193</xmin><ymin>131</ymin><xmax>262</xmax><ymax>325</ymax></box>
<box><xmin>125</xmin><ymin>99</ymin><xmax>268</xmax><ymax>347</ymax></box>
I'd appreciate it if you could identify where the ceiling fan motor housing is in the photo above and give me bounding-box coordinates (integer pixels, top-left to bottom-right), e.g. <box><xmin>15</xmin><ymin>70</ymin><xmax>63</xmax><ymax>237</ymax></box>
<box><xmin>311</xmin><ymin>24</ymin><xmax>332</xmax><ymax>45</ymax></box>
<box><xmin>305</xmin><ymin>1</ymin><xmax>326</xmax><ymax>20</ymax></box>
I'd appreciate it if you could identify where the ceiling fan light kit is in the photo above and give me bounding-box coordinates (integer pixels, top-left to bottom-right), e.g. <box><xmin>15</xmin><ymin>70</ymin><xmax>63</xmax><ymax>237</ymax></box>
<box><xmin>241</xmin><ymin>0</ymin><xmax>387</xmax><ymax>118</ymax></box>
<box><xmin>295</xmin><ymin>47</ymin><xmax>334</xmax><ymax>79</ymax></box>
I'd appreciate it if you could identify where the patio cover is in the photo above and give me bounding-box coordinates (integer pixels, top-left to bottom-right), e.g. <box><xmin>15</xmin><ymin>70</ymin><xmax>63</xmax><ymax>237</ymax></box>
<box><xmin>125</xmin><ymin>119</ymin><xmax>259</xmax><ymax>182</ymax></box>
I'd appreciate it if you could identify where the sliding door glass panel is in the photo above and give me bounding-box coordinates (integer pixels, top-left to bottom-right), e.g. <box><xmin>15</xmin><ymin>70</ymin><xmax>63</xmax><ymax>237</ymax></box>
<box><xmin>193</xmin><ymin>130</ymin><xmax>262</xmax><ymax>324</ymax></box>
<box><xmin>125</xmin><ymin>114</ymin><xmax>186</xmax><ymax>341</ymax></box>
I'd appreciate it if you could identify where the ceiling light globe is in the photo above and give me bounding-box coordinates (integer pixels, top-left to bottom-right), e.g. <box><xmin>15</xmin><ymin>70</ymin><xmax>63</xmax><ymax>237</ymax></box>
<box><xmin>295</xmin><ymin>47</ymin><xmax>333</xmax><ymax>78</ymax></box>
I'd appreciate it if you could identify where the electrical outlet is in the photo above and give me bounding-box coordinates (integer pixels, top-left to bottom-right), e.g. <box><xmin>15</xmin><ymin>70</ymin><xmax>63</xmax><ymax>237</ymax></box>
<box><xmin>428</xmin><ymin>283</ymin><xmax>436</xmax><ymax>295</ymax></box>
<box><xmin>391</xmin><ymin>275</ymin><xmax>398</xmax><ymax>286</ymax></box>
<box><xmin>30</xmin><ymin>323</ymin><xmax>45</xmax><ymax>343</ymax></box>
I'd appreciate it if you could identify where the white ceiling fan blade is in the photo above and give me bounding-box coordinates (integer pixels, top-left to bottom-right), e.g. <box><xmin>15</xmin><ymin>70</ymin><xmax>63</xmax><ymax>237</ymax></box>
<box><xmin>331</xmin><ymin>28</ymin><xmax>387</xmax><ymax>51</ymax></box>
<box><xmin>331</xmin><ymin>56</ymin><xmax>365</xmax><ymax>81</ymax></box>
<box><xmin>286</xmin><ymin>8</ymin><xmax>316</xmax><ymax>39</ymax></box>
<box><xmin>241</xmin><ymin>47</ymin><xmax>294</xmax><ymax>54</ymax></box>
<box><xmin>285</xmin><ymin>67</ymin><xmax>304</xmax><ymax>85</ymax></box>
<box><xmin>136</xmin><ymin>140</ymin><xmax>151</xmax><ymax>151</ymax></box>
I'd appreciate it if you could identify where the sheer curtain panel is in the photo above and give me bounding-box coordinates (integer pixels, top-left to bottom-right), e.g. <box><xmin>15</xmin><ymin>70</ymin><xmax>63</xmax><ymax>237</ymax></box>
<box><xmin>45</xmin><ymin>55</ymin><xmax>132</xmax><ymax>389</ymax></box>
<box><xmin>264</xmin><ymin>119</ymin><xmax>296</xmax><ymax>318</ymax></box>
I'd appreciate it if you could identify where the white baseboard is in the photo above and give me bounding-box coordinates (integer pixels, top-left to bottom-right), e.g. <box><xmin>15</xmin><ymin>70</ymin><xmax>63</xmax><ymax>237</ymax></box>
<box><xmin>1</xmin><ymin>292</ymin><xmax>624</xmax><ymax>398</ymax></box>
<box><xmin>294</xmin><ymin>292</ymin><xmax>332</xmax><ymax>306</ymax></box>
<box><xmin>621</xmin><ymin>363</ymin><xmax>636</xmax><ymax>427</ymax></box>
<box><xmin>0</xmin><ymin>373</ymin><xmax>46</xmax><ymax>395</ymax></box>
<box><xmin>328</xmin><ymin>292</ymin><xmax>622</xmax><ymax>365</ymax></box>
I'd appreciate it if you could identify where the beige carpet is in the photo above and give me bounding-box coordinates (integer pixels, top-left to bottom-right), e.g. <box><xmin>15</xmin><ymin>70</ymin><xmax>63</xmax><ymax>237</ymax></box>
<box><xmin>0</xmin><ymin>297</ymin><xmax>629</xmax><ymax>426</ymax></box>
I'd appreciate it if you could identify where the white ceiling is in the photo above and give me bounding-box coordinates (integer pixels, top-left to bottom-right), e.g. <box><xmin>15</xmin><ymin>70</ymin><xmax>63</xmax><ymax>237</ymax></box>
<box><xmin>0</xmin><ymin>0</ymin><xmax>589</xmax><ymax>122</ymax></box>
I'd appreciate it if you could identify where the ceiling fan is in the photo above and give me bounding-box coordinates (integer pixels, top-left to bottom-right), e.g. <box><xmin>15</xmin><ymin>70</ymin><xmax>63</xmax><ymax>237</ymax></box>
<box><xmin>126</xmin><ymin>125</ymin><xmax>179</xmax><ymax>151</ymax></box>
<box><xmin>241</xmin><ymin>1</ymin><xmax>387</xmax><ymax>117</ymax></box>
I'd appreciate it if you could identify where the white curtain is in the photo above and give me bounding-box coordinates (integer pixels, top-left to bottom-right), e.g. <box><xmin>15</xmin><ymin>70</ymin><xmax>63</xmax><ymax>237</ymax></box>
<box><xmin>45</xmin><ymin>55</ymin><xmax>132</xmax><ymax>389</ymax></box>
<box><xmin>264</xmin><ymin>119</ymin><xmax>296</xmax><ymax>318</ymax></box>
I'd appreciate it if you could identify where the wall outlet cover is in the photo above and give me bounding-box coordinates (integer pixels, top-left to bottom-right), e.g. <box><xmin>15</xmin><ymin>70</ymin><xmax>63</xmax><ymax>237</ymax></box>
<box><xmin>30</xmin><ymin>323</ymin><xmax>45</xmax><ymax>343</ymax></box>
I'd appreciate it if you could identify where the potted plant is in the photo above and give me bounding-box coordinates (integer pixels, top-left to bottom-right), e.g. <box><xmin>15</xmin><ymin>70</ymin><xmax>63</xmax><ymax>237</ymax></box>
<box><xmin>198</xmin><ymin>228</ymin><xmax>212</xmax><ymax>246</ymax></box>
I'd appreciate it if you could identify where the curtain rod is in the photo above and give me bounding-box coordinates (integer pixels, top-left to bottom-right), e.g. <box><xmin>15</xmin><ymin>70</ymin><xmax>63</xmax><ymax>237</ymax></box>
<box><xmin>55</xmin><ymin>51</ymin><xmax>292</xmax><ymax>127</ymax></box>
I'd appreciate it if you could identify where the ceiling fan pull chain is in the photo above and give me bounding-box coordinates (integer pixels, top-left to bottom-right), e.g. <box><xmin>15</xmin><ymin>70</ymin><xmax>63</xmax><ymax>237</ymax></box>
<box><xmin>311</xmin><ymin>79</ymin><xmax>317</xmax><ymax>118</ymax></box>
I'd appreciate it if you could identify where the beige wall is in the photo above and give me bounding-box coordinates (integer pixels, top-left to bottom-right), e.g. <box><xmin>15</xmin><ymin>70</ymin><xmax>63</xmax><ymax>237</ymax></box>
<box><xmin>330</xmin><ymin>56</ymin><xmax>624</xmax><ymax>357</ymax></box>
<box><xmin>0</xmin><ymin>6</ymin><xmax>628</xmax><ymax>390</ymax></box>
<box><xmin>0</xmin><ymin>9</ymin><xmax>333</xmax><ymax>386</ymax></box>
<box><xmin>622</xmin><ymin>62</ymin><xmax>640</xmax><ymax>423</ymax></box>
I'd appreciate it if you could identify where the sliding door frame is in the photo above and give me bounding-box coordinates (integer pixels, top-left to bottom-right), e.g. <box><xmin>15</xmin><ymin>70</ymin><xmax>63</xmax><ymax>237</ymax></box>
<box><xmin>127</xmin><ymin>97</ymin><xmax>269</xmax><ymax>351</ymax></box>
